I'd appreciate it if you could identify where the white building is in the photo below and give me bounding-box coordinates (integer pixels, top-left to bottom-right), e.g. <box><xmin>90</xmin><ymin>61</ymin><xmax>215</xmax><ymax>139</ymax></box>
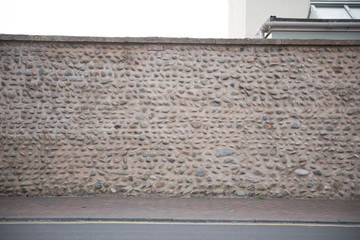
<box><xmin>229</xmin><ymin>0</ymin><xmax>360</xmax><ymax>39</ymax></box>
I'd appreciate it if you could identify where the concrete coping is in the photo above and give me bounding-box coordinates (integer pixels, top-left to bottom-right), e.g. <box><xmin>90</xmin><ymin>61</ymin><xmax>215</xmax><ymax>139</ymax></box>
<box><xmin>1</xmin><ymin>34</ymin><xmax>360</xmax><ymax>46</ymax></box>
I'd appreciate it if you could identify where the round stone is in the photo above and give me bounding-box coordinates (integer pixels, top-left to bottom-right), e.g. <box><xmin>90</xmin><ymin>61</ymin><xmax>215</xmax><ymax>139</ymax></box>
<box><xmin>191</xmin><ymin>121</ymin><xmax>202</xmax><ymax>128</ymax></box>
<box><xmin>347</xmin><ymin>109</ymin><xmax>354</xmax><ymax>115</ymax></box>
<box><xmin>236</xmin><ymin>124</ymin><xmax>243</xmax><ymax>129</ymax></box>
<box><xmin>216</xmin><ymin>148</ymin><xmax>235</xmax><ymax>157</ymax></box>
<box><xmin>210</xmin><ymin>100</ymin><xmax>221</xmax><ymax>107</ymax></box>
<box><xmin>298</xmin><ymin>156</ymin><xmax>307</xmax><ymax>163</ymax></box>
<box><xmin>7</xmin><ymin>91</ymin><xmax>16</xmax><ymax>99</ymax></box>
<box><xmin>186</xmin><ymin>177</ymin><xmax>194</xmax><ymax>183</ymax></box>
<box><xmin>94</xmin><ymin>182</ymin><xmax>102</xmax><ymax>189</ymax></box>
<box><xmin>221</xmin><ymin>74</ymin><xmax>229</xmax><ymax>80</ymax></box>
<box><xmin>236</xmin><ymin>190</ymin><xmax>245</xmax><ymax>197</ymax></box>
<box><xmin>294</xmin><ymin>169</ymin><xmax>310</xmax><ymax>176</ymax></box>
<box><xmin>326</xmin><ymin>125</ymin><xmax>334</xmax><ymax>131</ymax></box>
<box><xmin>264</xmin><ymin>124</ymin><xmax>272</xmax><ymax>129</ymax></box>
<box><xmin>196</xmin><ymin>169</ymin><xmax>205</xmax><ymax>177</ymax></box>
<box><xmin>149</xmin><ymin>152</ymin><xmax>157</xmax><ymax>157</ymax></box>
<box><xmin>101</xmin><ymin>79</ymin><xmax>109</xmax><ymax>84</ymax></box>
<box><xmin>335</xmin><ymin>148</ymin><xmax>344</xmax><ymax>153</ymax></box>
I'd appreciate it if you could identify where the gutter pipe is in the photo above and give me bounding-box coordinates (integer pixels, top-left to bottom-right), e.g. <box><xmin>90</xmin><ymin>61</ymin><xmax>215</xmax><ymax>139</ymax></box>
<box><xmin>257</xmin><ymin>18</ymin><xmax>360</xmax><ymax>38</ymax></box>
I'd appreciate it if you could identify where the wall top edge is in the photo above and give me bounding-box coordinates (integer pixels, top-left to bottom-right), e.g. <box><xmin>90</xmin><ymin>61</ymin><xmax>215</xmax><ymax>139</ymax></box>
<box><xmin>1</xmin><ymin>34</ymin><xmax>360</xmax><ymax>46</ymax></box>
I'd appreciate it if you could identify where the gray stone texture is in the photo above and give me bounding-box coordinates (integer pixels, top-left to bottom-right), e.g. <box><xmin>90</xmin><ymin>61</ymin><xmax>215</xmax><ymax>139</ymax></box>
<box><xmin>0</xmin><ymin>36</ymin><xmax>359</xmax><ymax>199</ymax></box>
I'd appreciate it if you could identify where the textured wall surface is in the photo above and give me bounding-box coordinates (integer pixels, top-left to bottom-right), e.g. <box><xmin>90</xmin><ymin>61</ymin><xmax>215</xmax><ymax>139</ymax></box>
<box><xmin>0</xmin><ymin>36</ymin><xmax>359</xmax><ymax>199</ymax></box>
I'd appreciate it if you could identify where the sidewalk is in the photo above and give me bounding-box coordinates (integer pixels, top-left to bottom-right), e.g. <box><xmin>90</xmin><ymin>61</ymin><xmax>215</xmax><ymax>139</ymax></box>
<box><xmin>0</xmin><ymin>196</ymin><xmax>359</xmax><ymax>224</ymax></box>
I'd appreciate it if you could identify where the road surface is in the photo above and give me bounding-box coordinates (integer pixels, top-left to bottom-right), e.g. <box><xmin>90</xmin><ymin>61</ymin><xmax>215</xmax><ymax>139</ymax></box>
<box><xmin>0</xmin><ymin>221</ymin><xmax>359</xmax><ymax>240</ymax></box>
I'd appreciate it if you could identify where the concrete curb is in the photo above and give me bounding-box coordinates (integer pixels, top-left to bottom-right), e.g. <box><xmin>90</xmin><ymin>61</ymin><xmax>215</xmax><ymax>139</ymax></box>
<box><xmin>2</xmin><ymin>217</ymin><xmax>360</xmax><ymax>225</ymax></box>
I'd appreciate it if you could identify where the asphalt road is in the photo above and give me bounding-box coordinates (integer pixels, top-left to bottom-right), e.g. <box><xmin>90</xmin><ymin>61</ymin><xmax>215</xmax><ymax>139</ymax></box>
<box><xmin>0</xmin><ymin>222</ymin><xmax>359</xmax><ymax>240</ymax></box>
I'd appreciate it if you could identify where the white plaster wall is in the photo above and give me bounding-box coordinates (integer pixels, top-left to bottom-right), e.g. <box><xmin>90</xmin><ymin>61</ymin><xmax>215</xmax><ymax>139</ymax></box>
<box><xmin>229</xmin><ymin>0</ymin><xmax>309</xmax><ymax>38</ymax></box>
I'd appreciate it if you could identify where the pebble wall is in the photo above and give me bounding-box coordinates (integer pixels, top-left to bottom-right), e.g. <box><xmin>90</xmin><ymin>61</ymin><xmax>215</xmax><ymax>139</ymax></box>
<box><xmin>0</xmin><ymin>36</ymin><xmax>359</xmax><ymax>199</ymax></box>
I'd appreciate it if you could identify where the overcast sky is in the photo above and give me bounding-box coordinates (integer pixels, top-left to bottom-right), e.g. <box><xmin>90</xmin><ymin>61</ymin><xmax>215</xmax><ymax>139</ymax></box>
<box><xmin>0</xmin><ymin>0</ymin><xmax>228</xmax><ymax>38</ymax></box>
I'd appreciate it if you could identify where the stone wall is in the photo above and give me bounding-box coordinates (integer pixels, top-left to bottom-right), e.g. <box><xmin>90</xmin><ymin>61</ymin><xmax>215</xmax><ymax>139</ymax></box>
<box><xmin>0</xmin><ymin>35</ymin><xmax>359</xmax><ymax>199</ymax></box>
